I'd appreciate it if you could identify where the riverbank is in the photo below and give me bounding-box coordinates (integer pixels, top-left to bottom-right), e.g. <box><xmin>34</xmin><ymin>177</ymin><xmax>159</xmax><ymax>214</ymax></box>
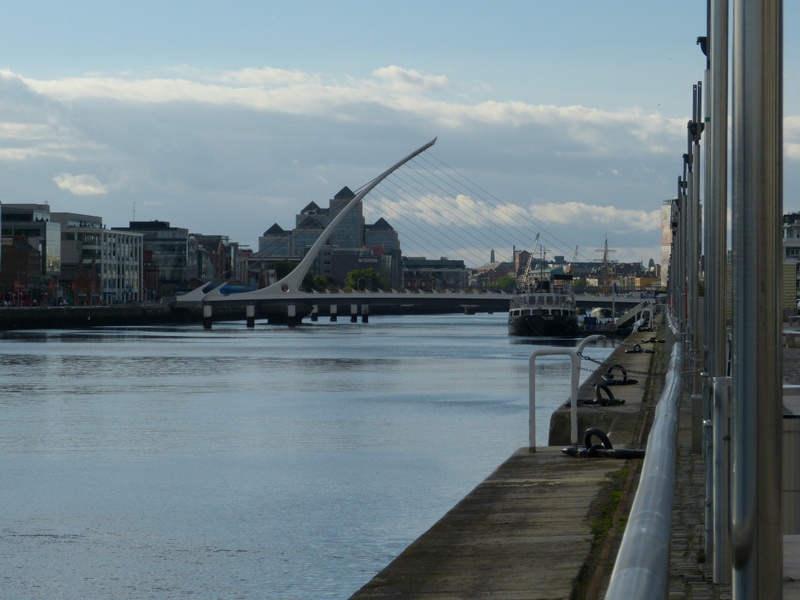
<box><xmin>0</xmin><ymin>305</ymin><xmax>221</xmax><ymax>329</ymax></box>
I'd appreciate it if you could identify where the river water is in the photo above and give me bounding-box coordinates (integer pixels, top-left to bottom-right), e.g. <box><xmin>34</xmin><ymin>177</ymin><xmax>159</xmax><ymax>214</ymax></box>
<box><xmin>0</xmin><ymin>313</ymin><xmax>613</xmax><ymax>599</ymax></box>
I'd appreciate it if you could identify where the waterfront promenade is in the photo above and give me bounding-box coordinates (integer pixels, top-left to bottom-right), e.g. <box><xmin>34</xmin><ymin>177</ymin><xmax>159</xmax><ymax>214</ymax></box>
<box><xmin>351</xmin><ymin>328</ymin><xmax>800</xmax><ymax>599</ymax></box>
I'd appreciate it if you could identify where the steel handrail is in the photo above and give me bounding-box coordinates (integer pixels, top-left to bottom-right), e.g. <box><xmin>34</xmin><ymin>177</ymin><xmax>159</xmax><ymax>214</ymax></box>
<box><xmin>605</xmin><ymin>338</ymin><xmax>683</xmax><ymax>599</ymax></box>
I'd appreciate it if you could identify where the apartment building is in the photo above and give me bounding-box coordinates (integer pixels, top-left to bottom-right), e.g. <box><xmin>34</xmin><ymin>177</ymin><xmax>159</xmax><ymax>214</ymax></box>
<box><xmin>52</xmin><ymin>212</ymin><xmax>144</xmax><ymax>305</ymax></box>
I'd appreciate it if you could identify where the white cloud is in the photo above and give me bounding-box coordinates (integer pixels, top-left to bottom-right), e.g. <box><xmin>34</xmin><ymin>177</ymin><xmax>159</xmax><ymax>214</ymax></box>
<box><xmin>8</xmin><ymin>64</ymin><xmax>793</xmax><ymax>266</ymax></box>
<box><xmin>53</xmin><ymin>173</ymin><xmax>108</xmax><ymax>196</ymax></box>
<box><xmin>531</xmin><ymin>201</ymin><xmax>661</xmax><ymax>232</ymax></box>
<box><xmin>372</xmin><ymin>66</ymin><xmax>449</xmax><ymax>92</ymax></box>
<box><xmin>8</xmin><ymin>67</ymin><xmax>685</xmax><ymax>157</ymax></box>
<box><xmin>787</xmin><ymin>116</ymin><xmax>800</xmax><ymax>160</ymax></box>
<box><xmin>217</xmin><ymin>67</ymin><xmax>316</xmax><ymax>87</ymax></box>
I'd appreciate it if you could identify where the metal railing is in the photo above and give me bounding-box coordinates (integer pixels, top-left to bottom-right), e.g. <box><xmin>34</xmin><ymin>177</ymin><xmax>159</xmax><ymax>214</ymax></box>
<box><xmin>604</xmin><ymin>335</ymin><xmax>683</xmax><ymax>599</ymax></box>
<box><xmin>527</xmin><ymin>334</ymin><xmax>605</xmax><ymax>450</ymax></box>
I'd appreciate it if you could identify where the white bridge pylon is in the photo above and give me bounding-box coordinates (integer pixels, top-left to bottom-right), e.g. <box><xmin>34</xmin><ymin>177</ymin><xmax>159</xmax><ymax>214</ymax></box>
<box><xmin>175</xmin><ymin>137</ymin><xmax>438</xmax><ymax>309</ymax></box>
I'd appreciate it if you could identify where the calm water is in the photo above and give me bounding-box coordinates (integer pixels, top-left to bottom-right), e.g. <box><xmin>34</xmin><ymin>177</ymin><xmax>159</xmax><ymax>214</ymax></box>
<box><xmin>0</xmin><ymin>313</ymin><xmax>612</xmax><ymax>599</ymax></box>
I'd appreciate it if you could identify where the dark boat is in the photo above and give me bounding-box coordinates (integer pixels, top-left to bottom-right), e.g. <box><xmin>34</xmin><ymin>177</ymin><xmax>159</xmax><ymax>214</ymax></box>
<box><xmin>507</xmin><ymin>272</ymin><xmax>581</xmax><ymax>337</ymax></box>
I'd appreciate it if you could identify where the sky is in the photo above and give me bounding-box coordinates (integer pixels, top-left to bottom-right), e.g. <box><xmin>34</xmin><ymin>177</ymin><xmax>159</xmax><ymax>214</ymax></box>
<box><xmin>1</xmin><ymin>1</ymin><xmax>798</xmax><ymax>267</ymax></box>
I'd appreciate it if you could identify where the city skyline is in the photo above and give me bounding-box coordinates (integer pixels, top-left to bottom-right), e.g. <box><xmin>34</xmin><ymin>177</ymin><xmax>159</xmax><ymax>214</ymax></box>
<box><xmin>1</xmin><ymin>1</ymin><xmax>799</xmax><ymax>265</ymax></box>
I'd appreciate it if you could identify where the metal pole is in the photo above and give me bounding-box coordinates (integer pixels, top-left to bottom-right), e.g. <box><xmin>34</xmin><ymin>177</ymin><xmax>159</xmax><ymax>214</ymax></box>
<box><xmin>708</xmin><ymin>0</ymin><xmax>729</xmax><ymax>382</ymax></box>
<box><xmin>685</xmin><ymin>127</ymin><xmax>695</xmax><ymax>352</ymax></box>
<box><xmin>730</xmin><ymin>0</ymin><xmax>783</xmax><ymax>596</ymax></box>
<box><xmin>673</xmin><ymin>188</ymin><xmax>684</xmax><ymax>328</ymax></box>
<box><xmin>708</xmin><ymin>0</ymin><xmax>730</xmax><ymax>583</ymax></box>
<box><xmin>713</xmin><ymin>376</ymin><xmax>731</xmax><ymax>583</ymax></box>
<box><xmin>688</xmin><ymin>82</ymin><xmax>703</xmax><ymax>392</ymax></box>
<box><xmin>678</xmin><ymin>172</ymin><xmax>688</xmax><ymax>328</ymax></box>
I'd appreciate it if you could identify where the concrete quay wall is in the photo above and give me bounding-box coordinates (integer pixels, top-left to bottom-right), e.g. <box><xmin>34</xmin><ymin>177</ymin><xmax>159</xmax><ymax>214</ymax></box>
<box><xmin>351</xmin><ymin>330</ymin><xmax>661</xmax><ymax>599</ymax></box>
<box><xmin>0</xmin><ymin>305</ymin><xmax>242</xmax><ymax>330</ymax></box>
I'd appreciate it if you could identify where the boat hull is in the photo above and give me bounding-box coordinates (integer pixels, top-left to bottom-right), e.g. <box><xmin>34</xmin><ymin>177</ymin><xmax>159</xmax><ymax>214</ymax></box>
<box><xmin>507</xmin><ymin>313</ymin><xmax>581</xmax><ymax>337</ymax></box>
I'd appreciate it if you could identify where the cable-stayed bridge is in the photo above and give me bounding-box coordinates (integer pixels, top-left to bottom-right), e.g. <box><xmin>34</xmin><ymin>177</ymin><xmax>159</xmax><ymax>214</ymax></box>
<box><xmin>173</xmin><ymin>138</ymin><xmax>642</xmax><ymax>326</ymax></box>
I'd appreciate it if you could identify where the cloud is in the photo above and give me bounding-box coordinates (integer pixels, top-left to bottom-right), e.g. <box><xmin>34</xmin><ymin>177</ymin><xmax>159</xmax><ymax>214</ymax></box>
<box><xmin>9</xmin><ymin>67</ymin><xmax>684</xmax><ymax>157</ymax></box>
<box><xmin>7</xmin><ymin>64</ymin><xmax>792</xmax><ymax>266</ymax></box>
<box><xmin>531</xmin><ymin>201</ymin><xmax>661</xmax><ymax>232</ymax></box>
<box><xmin>217</xmin><ymin>67</ymin><xmax>316</xmax><ymax>87</ymax></box>
<box><xmin>53</xmin><ymin>172</ymin><xmax>108</xmax><ymax>196</ymax></box>
<box><xmin>372</xmin><ymin>66</ymin><xmax>449</xmax><ymax>92</ymax></box>
<box><xmin>787</xmin><ymin>116</ymin><xmax>800</xmax><ymax>160</ymax></box>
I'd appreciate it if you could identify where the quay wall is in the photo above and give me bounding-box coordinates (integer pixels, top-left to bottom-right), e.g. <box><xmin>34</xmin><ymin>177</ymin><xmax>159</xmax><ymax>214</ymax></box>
<box><xmin>0</xmin><ymin>305</ymin><xmax>214</xmax><ymax>330</ymax></box>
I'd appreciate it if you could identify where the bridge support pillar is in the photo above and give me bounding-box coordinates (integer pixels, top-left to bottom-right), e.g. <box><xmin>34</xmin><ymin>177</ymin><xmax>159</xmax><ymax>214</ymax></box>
<box><xmin>350</xmin><ymin>304</ymin><xmax>358</xmax><ymax>323</ymax></box>
<box><xmin>287</xmin><ymin>304</ymin><xmax>296</xmax><ymax>327</ymax></box>
<box><xmin>203</xmin><ymin>304</ymin><xmax>212</xmax><ymax>329</ymax></box>
<box><xmin>246</xmin><ymin>305</ymin><xmax>255</xmax><ymax>328</ymax></box>
<box><xmin>361</xmin><ymin>304</ymin><xmax>369</xmax><ymax>323</ymax></box>
<box><xmin>330</xmin><ymin>304</ymin><xmax>337</xmax><ymax>322</ymax></box>
<box><xmin>311</xmin><ymin>305</ymin><xmax>318</xmax><ymax>322</ymax></box>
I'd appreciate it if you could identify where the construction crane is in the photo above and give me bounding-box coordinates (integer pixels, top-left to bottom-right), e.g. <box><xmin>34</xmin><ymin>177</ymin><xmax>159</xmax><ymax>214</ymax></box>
<box><xmin>567</xmin><ymin>245</ymin><xmax>579</xmax><ymax>276</ymax></box>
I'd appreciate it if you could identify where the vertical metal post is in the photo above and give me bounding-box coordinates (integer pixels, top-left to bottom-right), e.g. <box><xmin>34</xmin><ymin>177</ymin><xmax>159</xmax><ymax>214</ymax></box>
<box><xmin>672</xmin><ymin>190</ymin><xmax>684</xmax><ymax>327</ymax></box>
<box><xmin>688</xmin><ymin>82</ymin><xmax>703</xmax><ymax>392</ymax></box>
<box><xmin>687</xmin><ymin>87</ymin><xmax>705</xmax><ymax>456</ymax></box>
<box><xmin>731</xmin><ymin>0</ymin><xmax>783</xmax><ymax>596</ymax></box>
<box><xmin>708</xmin><ymin>0</ymin><xmax>729</xmax><ymax>382</ymax></box>
<box><xmin>707</xmin><ymin>0</ymin><xmax>730</xmax><ymax>583</ymax></box>
<box><xmin>678</xmin><ymin>172</ymin><xmax>689</xmax><ymax>328</ymax></box>
<box><xmin>703</xmin><ymin>373</ymin><xmax>714</xmax><ymax>559</ymax></box>
<box><xmin>685</xmin><ymin>133</ymin><xmax>695</xmax><ymax>351</ymax></box>
<box><xmin>713</xmin><ymin>376</ymin><xmax>732</xmax><ymax>583</ymax></box>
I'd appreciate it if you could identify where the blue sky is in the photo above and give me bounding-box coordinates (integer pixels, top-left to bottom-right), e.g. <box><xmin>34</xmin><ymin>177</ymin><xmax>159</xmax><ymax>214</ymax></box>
<box><xmin>1</xmin><ymin>1</ymin><xmax>798</xmax><ymax>265</ymax></box>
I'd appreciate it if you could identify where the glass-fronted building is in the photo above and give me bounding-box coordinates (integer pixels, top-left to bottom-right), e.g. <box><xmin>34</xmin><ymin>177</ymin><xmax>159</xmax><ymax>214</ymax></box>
<box><xmin>113</xmin><ymin>220</ymin><xmax>193</xmax><ymax>297</ymax></box>
<box><xmin>0</xmin><ymin>203</ymin><xmax>62</xmax><ymax>301</ymax></box>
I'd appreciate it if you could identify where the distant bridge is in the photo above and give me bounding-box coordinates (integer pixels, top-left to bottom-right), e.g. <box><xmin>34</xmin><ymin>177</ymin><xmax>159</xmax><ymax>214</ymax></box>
<box><xmin>171</xmin><ymin>286</ymin><xmax>648</xmax><ymax>328</ymax></box>
<box><xmin>172</xmin><ymin>138</ymin><xmax>651</xmax><ymax>327</ymax></box>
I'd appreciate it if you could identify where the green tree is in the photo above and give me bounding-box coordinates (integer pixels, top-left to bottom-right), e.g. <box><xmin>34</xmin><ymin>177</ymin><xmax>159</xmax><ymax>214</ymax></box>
<box><xmin>269</xmin><ymin>260</ymin><xmax>296</xmax><ymax>280</ymax></box>
<box><xmin>572</xmin><ymin>278</ymin><xmax>589</xmax><ymax>294</ymax></box>
<box><xmin>269</xmin><ymin>260</ymin><xmax>316</xmax><ymax>291</ymax></box>
<box><xmin>345</xmin><ymin>268</ymin><xmax>388</xmax><ymax>291</ymax></box>
<box><xmin>310</xmin><ymin>274</ymin><xmax>338</xmax><ymax>292</ymax></box>
<box><xmin>490</xmin><ymin>274</ymin><xmax>518</xmax><ymax>292</ymax></box>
